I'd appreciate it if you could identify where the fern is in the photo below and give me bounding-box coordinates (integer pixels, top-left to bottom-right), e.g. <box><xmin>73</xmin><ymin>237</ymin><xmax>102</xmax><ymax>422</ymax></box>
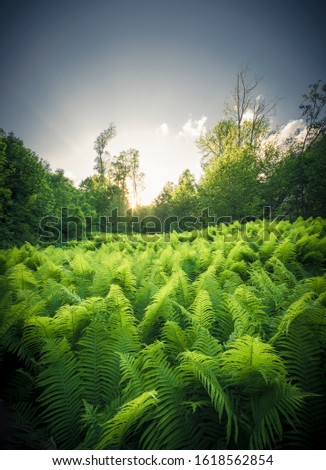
<box><xmin>270</xmin><ymin>292</ymin><xmax>315</xmax><ymax>342</ymax></box>
<box><xmin>221</xmin><ymin>335</ymin><xmax>286</xmax><ymax>387</ymax></box>
<box><xmin>190</xmin><ymin>289</ymin><xmax>215</xmax><ymax>330</ymax></box>
<box><xmin>52</xmin><ymin>305</ymin><xmax>91</xmax><ymax>347</ymax></box>
<box><xmin>139</xmin><ymin>342</ymin><xmax>190</xmax><ymax>449</ymax></box>
<box><xmin>97</xmin><ymin>391</ymin><xmax>157</xmax><ymax>449</ymax></box>
<box><xmin>37</xmin><ymin>338</ymin><xmax>83</xmax><ymax>449</ymax></box>
<box><xmin>139</xmin><ymin>276</ymin><xmax>177</xmax><ymax>342</ymax></box>
<box><xmin>77</xmin><ymin>314</ymin><xmax>115</xmax><ymax>408</ymax></box>
<box><xmin>249</xmin><ymin>382</ymin><xmax>307</xmax><ymax>449</ymax></box>
<box><xmin>1</xmin><ymin>218</ymin><xmax>325</xmax><ymax>450</ymax></box>
<box><xmin>180</xmin><ymin>350</ymin><xmax>237</xmax><ymax>442</ymax></box>
<box><xmin>162</xmin><ymin>320</ymin><xmax>190</xmax><ymax>357</ymax></box>
<box><xmin>7</xmin><ymin>263</ymin><xmax>37</xmax><ymax>292</ymax></box>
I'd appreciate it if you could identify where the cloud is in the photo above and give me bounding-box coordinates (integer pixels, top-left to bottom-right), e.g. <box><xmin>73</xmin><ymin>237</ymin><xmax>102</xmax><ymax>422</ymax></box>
<box><xmin>263</xmin><ymin>119</ymin><xmax>307</xmax><ymax>150</ymax></box>
<box><xmin>277</xmin><ymin>119</ymin><xmax>306</xmax><ymax>142</ymax></box>
<box><xmin>242</xmin><ymin>109</ymin><xmax>254</xmax><ymax>122</ymax></box>
<box><xmin>178</xmin><ymin>116</ymin><xmax>207</xmax><ymax>140</ymax></box>
<box><xmin>64</xmin><ymin>170</ymin><xmax>82</xmax><ymax>187</ymax></box>
<box><xmin>156</xmin><ymin>122</ymin><xmax>169</xmax><ymax>137</ymax></box>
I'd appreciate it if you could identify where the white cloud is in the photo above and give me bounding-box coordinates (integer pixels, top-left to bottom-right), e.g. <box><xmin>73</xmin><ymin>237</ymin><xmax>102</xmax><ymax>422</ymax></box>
<box><xmin>262</xmin><ymin>119</ymin><xmax>307</xmax><ymax>151</ymax></box>
<box><xmin>156</xmin><ymin>122</ymin><xmax>169</xmax><ymax>137</ymax></box>
<box><xmin>278</xmin><ymin>119</ymin><xmax>306</xmax><ymax>142</ymax></box>
<box><xmin>64</xmin><ymin>170</ymin><xmax>82</xmax><ymax>187</ymax></box>
<box><xmin>178</xmin><ymin>116</ymin><xmax>207</xmax><ymax>140</ymax></box>
<box><xmin>242</xmin><ymin>109</ymin><xmax>254</xmax><ymax>122</ymax></box>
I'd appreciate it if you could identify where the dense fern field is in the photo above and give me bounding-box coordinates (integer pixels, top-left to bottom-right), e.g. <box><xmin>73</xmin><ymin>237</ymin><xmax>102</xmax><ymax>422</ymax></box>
<box><xmin>0</xmin><ymin>218</ymin><xmax>325</xmax><ymax>450</ymax></box>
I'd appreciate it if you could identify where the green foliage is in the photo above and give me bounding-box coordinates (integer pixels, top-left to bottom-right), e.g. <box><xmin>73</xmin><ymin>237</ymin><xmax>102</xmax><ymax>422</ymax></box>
<box><xmin>0</xmin><ymin>218</ymin><xmax>325</xmax><ymax>450</ymax></box>
<box><xmin>37</xmin><ymin>339</ymin><xmax>83</xmax><ymax>449</ymax></box>
<box><xmin>97</xmin><ymin>391</ymin><xmax>157</xmax><ymax>449</ymax></box>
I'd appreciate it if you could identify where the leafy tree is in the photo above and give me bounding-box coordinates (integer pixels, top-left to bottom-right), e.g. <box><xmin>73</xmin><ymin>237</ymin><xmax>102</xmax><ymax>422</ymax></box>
<box><xmin>199</xmin><ymin>146</ymin><xmax>261</xmax><ymax>219</ymax></box>
<box><xmin>48</xmin><ymin>169</ymin><xmax>81</xmax><ymax>216</ymax></box>
<box><xmin>0</xmin><ymin>131</ymin><xmax>55</xmax><ymax>246</ymax></box>
<box><xmin>80</xmin><ymin>175</ymin><xmax>125</xmax><ymax>226</ymax></box>
<box><xmin>127</xmin><ymin>149</ymin><xmax>144</xmax><ymax>208</ymax></box>
<box><xmin>171</xmin><ymin>169</ymin><xmax>198</xmax><ymax>218</ymax></box>
<box><xmin>280</xmin><ymin>136</ymin><xmax>326</xmax><ymax>218</ymax></box>
<box><xmin>224</xmin><ymin>64</ymin><xmax>276</xmax><ymax>148</ymax></box>
<box><xmin>0</xmin><ymin>136</ymin><xmax>11</xmax><ymax>241</ymax></box>
<box><xmin>153</xmin><ymin>181</ymin><xmax>176</xmax><ymax>222</ymax></box>
<box><xmin>110</xmin><ymin>152</ymin><xmax>130</xmax><ymax>193</ymax></box>
<box><xmin>300</xmin><ymin>80</ymin><xmax>326</xmax><ymax>151</ymax></box>
<box><xmin>197</xmin><ymin>119</ymin><xmax>237</xmax><ymax>169</ymax></box>
<box><xmin>258</xmin><ymin>143</ymin><xmax>289</xmax><ymax>214</ymax></box>
<box><xmin>93</xmin><ymin>124</ymin><xmax>117</xmax><ymax>179</ymax></box>
<box><xmin>110</xmin><ymin>149</ymin><xmax>144</xmax><ymax>207</ymax></box>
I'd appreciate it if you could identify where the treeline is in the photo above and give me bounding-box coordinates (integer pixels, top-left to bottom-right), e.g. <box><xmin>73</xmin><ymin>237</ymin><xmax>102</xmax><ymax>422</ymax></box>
<box><xmin>0</xmin><ymin>76</ymin><xmax>325</xmax><ymax>247</ymax></box>
<box><xmin>151</xmin><ymin>127</ymin><xmax>326</xmax><ymax>225</ymax></box>
<box><xmin>151</xmin><ymin>77</ymin><xmax>326</xmax><ymax>224</ymax></box>
<box><xmin>0</xmin><ymin>127</ymin><xmax>143</xmax><ymax>247</ymax></box>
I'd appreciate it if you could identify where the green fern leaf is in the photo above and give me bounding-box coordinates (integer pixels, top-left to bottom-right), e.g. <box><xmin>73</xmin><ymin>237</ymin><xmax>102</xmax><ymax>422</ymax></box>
<box><xmin>37</xmin><ymin>338</ymin><xmax>83</xmax><ymax>449</ymax></box>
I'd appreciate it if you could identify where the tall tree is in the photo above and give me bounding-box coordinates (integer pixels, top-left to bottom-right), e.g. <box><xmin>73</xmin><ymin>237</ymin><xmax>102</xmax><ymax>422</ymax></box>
<box><xmin>110</xmin><ymin>151</ymin><xmax>130</xmax><ymax>193</ymax></box>
<box><xmin>171</xmin><ymin>169</ymin><xmax>198</xmax><ymax>218</ymax></box>
<box><xmin>199</xmin><ymin>146</ymin><xmax>261</xmax><ymax>219</ymax></box>
<box><xmin>127</xmin><ymin>149</ymin><xmax>144</xmax><ymax>208</ymax></box>
<box><xmin>111</xmin><ymin>148</ymin><xmax>144</xmax><ymax>208</ymax></box>
<box><xmin>224</xmin><ymin>64</ymin><xmax>276</xmax><ymax>147</ymax></box>
<box><xmin>0</xmin><ymin>131</ymin><xmax>55</xmax><ymax>246</ymax></box>
<box><xmin>299</xmin><ymin>80</ymin><xmax>326</xmax><ymax>151</ymax></box>
<box><xmin>197</xmin><ymin>119</ymin><xmax>237</xmax><ymax>168</ymax></box>
<box><xmin>153</xmin><ymin>181</ymin><xmax>176</xmax><ymax>221</ymax></box>
<box><xmin>93</xmin><ymin>123</ymin><xmax>117</xmax><ymax>179</ymax></box>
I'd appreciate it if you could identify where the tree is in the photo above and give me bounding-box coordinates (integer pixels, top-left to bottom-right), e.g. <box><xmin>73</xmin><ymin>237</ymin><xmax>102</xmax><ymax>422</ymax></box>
<box><xmin>48</xmin><ymin>169</ymin><xmax>80</xmax><ymax>216</ymax></box>
<box><xmin>110</xmin><ymin>151</ymin><xmax>130</xmax><ymax>193</ymax></box>
<box><xmin>153</xmin><ymin>181</ymin><xmax>176</xmax><ymax>221</ymax></box>
<box><xmin>197</xmin><ymin>119</ymin><xmax>237</xmax><ymax>168</ymax></box>
<box><xmin>225</xmin><ymin>64</ymin><xmax>276</xmax><ymax>147</ymax></box>
<box><xmin>199</xmin><ymin>146</ymin><xmax>261</xmax><ymax>219</ymax></box>
<box><xmin>171</xmin><ymin>169</ymin><xmax>198</xmax><ymax>218</ymax></box>
<box><xmin>80</xmin><ymin>175</ymin><xmax>125</xmax><ymax>223</ymax></box>
<box><xmin>110</xmin><ymin>148</ymin><xmax>144</xmax><ymax>208</ymax></box>
<box><xmin>127</xmin><ymin>149</ymin><xmax>144</xmax><ymax>208</ymax></box>
<box><xmin>93</xmin><ymin>124</ymin><xmax>117</xmax><ymax>179</ymax></box>
<box><xmin>0</xmin><ymin>131</ymin><xmax>55</xmax><ymax>246</ymax></box>
<box><xmin>300</xmin><ymin>80</ymin><xmax>326</xmax><ymax>151</ymax></box>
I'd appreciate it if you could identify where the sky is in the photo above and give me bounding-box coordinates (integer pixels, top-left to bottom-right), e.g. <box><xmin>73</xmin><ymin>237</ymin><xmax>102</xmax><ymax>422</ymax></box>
<box><xmin>1</xmin><ymin>0</ymin><xmax>325</xmax><ymax>205</ymax></box>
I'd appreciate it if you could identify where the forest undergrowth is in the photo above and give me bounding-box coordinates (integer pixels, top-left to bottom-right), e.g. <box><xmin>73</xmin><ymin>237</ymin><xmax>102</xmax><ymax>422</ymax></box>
<box><xmin>0</xmin><ymin>217</ymin><xmax>325</xmax><ymax>450</ymax></box>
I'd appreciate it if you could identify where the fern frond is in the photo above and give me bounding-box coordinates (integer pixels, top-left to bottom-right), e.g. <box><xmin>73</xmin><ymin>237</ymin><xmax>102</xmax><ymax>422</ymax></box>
<box><xmin>53</xmin><ymin>305</ymin><xmax>91</xmax><ymax>346</ymax></box>
<box><xmin>43</xmin><ymin>279</ymin><xmax>81</xmax><ymax>314</ymax></box>
<box><xmin>139</xmin><ymin>342</ymin><xmax>189</xmax><ymax>449</ymax></box>
<box><xmin>162</xmin><ymin>320</ymin><xmax>189</xmax><ymax>357</ymax></box>
<box><xmin>77</xmin><ymin>314</ymin><xmax>115</xmax><ymax>408</ymax></box>
<box><xmin>190</xmin><ymin>289</ymin><xmax>215</xmax><ymax>330</ymax></box>
<box><xmin>270</xmin><ymin>292</ymin><xmax>315</xmax><ymax>343</ymax></box>
<box><xmin>139</xmin><ymin>277</ymin><xmax>177</xmax><ymax>342</ymax></box>
<box><xmin>191</xmin><ymin>327</ymin><xmax>222</xmax><ymax>358</ymax></box>
<box><xmin>273</xmin><ymin>238</ymin><xmax>296</xmax><ymax>265</ymax></box>
<box><xmin>133</xmin><ymin>281</ymin><xmax>159</xmax><ymax>320</ymax></box>
<box><xmin>179</xmin><ymin>349</ymin><xmax>236</xmax><ymax>443</ymax></box>
<box><xmin>119</xmin><ymin>353</ymin><xmax>145</xmax><ymax>399</ymax></box>
<box><xmin>37</xmin><ymin>338</ymin><xmax>83</xmax><ymax>449</ymax></box>
<box><xmin>22</xmin><ymin>316</ymin><xmax>55</xmax><ymax>358</ymax></box>
<box><xmin>249</xmin><ymin>382</ymin><xmax>307</xmax><ymax>449</ymax></box>
<box><xmin>97</xmin><ymin>391</ymin><xmax>157</xmax><ymax>449</ymax></box>
<box><xmin>228</xmin><ymin>286</ymin><xmax>267</xmax><ymax>338</ymax></box>
<box><xmin>8</xmin><ymin>263</ymin><xmax>37</xmax><ymax>292</ymax></box>
<box><xmin>221</xmin><ymin>335</ymin><xmax>286</xmax><ymax>387</ymax></box>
